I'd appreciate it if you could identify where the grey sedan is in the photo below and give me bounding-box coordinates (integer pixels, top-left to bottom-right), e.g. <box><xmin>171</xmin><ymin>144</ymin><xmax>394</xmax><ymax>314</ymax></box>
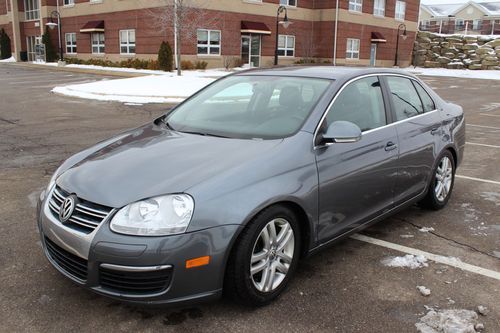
<box><xmin>37</xmin><ymin>67</ymin><xmax>465</xmax><ymax>306</ymax></box>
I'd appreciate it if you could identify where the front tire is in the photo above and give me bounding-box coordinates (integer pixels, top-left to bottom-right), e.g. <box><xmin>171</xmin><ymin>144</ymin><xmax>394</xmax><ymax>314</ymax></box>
<box><xmin>224</xmin><ymin>205</ymin><xmax>301</xmax><ymax>306</ymax></box>
<box><xmin>421</xmin><ymin>150</ymin><xmax>455</xmax><ymax>210</ymax></box>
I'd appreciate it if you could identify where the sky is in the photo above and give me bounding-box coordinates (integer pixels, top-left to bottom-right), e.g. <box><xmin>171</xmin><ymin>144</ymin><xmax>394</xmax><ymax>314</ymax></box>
<box><xmin>420</xmin><ymin>0</ymin><xmax>498</xmax><ymax>4</ymax></box>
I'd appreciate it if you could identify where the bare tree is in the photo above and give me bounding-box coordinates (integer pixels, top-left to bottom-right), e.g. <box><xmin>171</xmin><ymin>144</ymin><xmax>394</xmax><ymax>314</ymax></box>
<box><xmin>146</xmin><ymin>0</ymin><xmax>221</xmax><ymax>75</ymax></box>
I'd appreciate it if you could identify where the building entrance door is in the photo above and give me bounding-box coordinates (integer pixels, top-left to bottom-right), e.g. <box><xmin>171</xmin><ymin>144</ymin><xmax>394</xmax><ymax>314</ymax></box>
<box><xmin>241</xmin><ymin>35</ymin><xmax>261</xmax><ymax>67</ymax></box>
<box><xmin>369</xmin><ymin>43</ymin><xmax>377</xmax><ymax>67</ymax></box>
<box><xmin>27</xmin><ymin>36</ymin><xmax>42</xmax><ymax>62</ymax></box>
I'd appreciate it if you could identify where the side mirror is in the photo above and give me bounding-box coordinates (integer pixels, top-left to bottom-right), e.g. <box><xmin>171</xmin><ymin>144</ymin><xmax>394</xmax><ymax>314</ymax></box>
<box><xmin>322</xmin><ymin>121</ymin><xmax>362</xmax><ymax>144</ymax></box>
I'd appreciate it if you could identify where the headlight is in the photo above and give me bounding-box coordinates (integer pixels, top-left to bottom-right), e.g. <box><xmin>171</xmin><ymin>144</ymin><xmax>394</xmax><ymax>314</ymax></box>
<box><xmin>110</xmin><ymin>194</ymin><xmax>194</xmax><ymax>236</ymax></box>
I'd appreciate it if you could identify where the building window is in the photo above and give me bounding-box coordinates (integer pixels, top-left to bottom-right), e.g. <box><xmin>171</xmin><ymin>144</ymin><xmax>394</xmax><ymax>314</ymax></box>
<box><xmin>120</xmin><ymin>30</ymin><xmax>136</xmax><ymax>55</ymax></box>
<box><xmin>346</xmin><ymin>38</ymin><xmax>360</xmax><ymax>59</ymax></box>
<box><xmin>280</xmin><ymin>0</ymin><xmax>296</xmax><ymax>6</ymax></box>
<box><xmin>65</xmin><ymin>33</ymin><xmax>77</xmax><ymax>54</ymax></box>
<box><xmin>349</xmin><ymin>0</ymin><xmax>362</xmax><ymax>12</ymax></box>
<box><xmin>278</xmin><ymin>35</ymin><xmax>295</xmax><ymax>57</ymax></box>
<box><xmin>197</xmin><ymin>29</ymin><xmax>221</xmax><ymax>55</ymax></box>
<box><xmin>395</xmin><ymin>0</ymin><xmax>405</xmax><ymax>20</ymax></box>
<box><xmin>373</xmin><ymin>0</ymin><xmax>385</xmax><ymax>16</ymax></box>
<box><xmin>91</xmin><ymin>32</ymin><xmax>105</xmax><ymax>54</ymax></box>
<box><xmin>63</xmin><ymin>0</ymin><xmax>74</xmax><ymax>5</ymax></box>
<box><xmin>24</xmin><ymin>0</ymin><xmax>40</xmax><ymax>20</ymax></box>
<box><xmin>455</xmin><ymin>19</ymin><xmax>464</xmax><ymax>29</ymax></box>
<box><xmin>421</xmin><ymin>20</ymin><xmax>429</xmax><ymax>29</ymax></box>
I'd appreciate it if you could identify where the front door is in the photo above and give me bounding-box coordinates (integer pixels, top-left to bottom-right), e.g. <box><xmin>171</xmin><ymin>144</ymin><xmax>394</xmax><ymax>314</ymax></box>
<box><xmin>370</xmin><ymin>43</ymin><xmax>377</xmax><ymax>66</ymax></box>
<box><xmin>26</xmin><ymin>36</ymin><xmax>41</xmax><ymax>62</ymax></box>
<box><xmin>241</xmin><ymin>35</ymin><xmax>261</xmax><ymax>67</ymax></box>
<box><xmin>315</xmin><ymin>76</ymin><xmax>399</xmax><ymax>243</ymax></box>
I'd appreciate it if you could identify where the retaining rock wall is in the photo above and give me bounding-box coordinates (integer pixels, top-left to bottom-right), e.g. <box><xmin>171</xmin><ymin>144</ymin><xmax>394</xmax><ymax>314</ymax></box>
<box><xmin>413</xmin><ymin>31</ymin><xmax>500</xmax><ymax>70</ymax></box>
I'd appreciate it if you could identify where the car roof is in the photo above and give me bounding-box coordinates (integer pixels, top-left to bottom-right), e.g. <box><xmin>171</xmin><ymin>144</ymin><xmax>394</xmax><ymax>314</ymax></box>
<box><xmin>235</xmin><ymin>66</ymin><xmax>417</xmax><ymax>81</ymax></box>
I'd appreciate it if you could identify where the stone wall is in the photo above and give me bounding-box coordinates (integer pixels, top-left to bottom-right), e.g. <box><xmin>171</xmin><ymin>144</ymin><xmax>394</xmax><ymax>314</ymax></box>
<box><xmin>413</xmin><ymin>31</ymin><xmax>500</xmax><ymax>70</ymax></box>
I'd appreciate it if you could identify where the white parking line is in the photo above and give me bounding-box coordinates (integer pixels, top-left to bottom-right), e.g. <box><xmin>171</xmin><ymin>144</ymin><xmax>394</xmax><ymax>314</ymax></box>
<box><xmin>480</xmin><ymin>113</ymin><xmax>500</xmax><ymax>118</ymax></box>
<box><xmin>466</xmin><ymin>142</ymin><xmax>500</xmax><ymax>149</ymax></box>
<box><xmin>456</xmin><ymin>175</ymin><xmax>500</xmax><ymax>185</ymax></box>
<box><xmin>351</xmin><ymin>234</ymin><xmax>500</xmax><ymax>281</ymax></box>
<box><xmin>467</xmin><ymin>124</ymin><xmax>500</xmax><ymax>130</ymax></box>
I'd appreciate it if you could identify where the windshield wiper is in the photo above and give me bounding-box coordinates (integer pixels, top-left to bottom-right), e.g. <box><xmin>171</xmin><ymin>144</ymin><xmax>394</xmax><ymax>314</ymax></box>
<box><xmin>178</xmin><ymin>130</ymin><xmax>230</xmax><ymax>138</ymax></box>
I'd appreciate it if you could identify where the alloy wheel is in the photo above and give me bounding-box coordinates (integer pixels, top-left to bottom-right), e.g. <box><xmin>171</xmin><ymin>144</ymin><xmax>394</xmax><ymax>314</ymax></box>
<box><xmin>434</xmin><ymin>156</ymin><xmax>453</xmax><ymax>202</ymax></box>
<box><xmin>250</xmin><ymin>218</ymin><xmax>295</xmax><ymax>293</ymax></box>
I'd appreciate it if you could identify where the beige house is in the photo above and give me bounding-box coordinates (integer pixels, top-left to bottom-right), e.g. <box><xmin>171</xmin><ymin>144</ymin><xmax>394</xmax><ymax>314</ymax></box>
<box><xmin>419</xmin><ymin>1</ymin><xmax>500</xmax><ymax>34</ymax></box>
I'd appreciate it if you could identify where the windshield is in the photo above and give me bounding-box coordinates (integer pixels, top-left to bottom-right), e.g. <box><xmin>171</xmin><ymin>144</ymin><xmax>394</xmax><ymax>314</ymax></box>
<box><xmin>166</xmin><ymin>75</ymin><xmax>332</xmax><ymax>139</ymax></box>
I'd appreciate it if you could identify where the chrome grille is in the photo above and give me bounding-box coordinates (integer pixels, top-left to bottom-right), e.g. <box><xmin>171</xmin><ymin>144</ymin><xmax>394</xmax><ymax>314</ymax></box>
<box><xmin>48</xmin><ymin>186</ymin><xmax>113</xmax><ymax>233</ymax></box>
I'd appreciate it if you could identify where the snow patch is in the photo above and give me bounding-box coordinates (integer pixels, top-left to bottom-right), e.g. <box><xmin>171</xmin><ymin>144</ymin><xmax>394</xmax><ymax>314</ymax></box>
<box><xmin>52</xmin><ymin>74</ymin><xmax>220</xmax><ymax>104</ymax></box>
<box><xmin>381</xmin><ymin>254</ymin><xmax>429</xmax><ymax>269</ymax></box>
<box><xmin>416</xmin><ymin>309</ymin><xmax>480</xmax><ymax>333</ymax></box>
<box><xmin>404</xmin><ymin>67</ymin><xmax>500</xmax><ymax>81</ymax></box>
<box><xmin>419</xmin><ymin>227</ymin><xmax>435</xmax><ymax>233</ymax></box>
<box><xmin>0</xmin><ymin>56</ymin><xmax>16</xmax><ymax>63</ymax></box>
<box><xmin>417</xmin><ymin>285</ymin><xmax>431</xmax><ymax>296</ymax></box>
<box><xmin>480</xmin><ymin>192</ymin><xmax>500</xmax><ymax>206</ymax></box>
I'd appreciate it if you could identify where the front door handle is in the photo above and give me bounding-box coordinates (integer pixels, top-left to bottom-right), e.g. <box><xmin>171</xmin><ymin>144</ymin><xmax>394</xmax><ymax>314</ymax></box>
<box><xmin>431</xmin><ymin>127</ymin><xmax>440</xmax><ymax>135</ymax></box>
<box><xmin>385</xmin><ymin>141</ymin><xmax>398</xmax><ymax>151</ymax></box>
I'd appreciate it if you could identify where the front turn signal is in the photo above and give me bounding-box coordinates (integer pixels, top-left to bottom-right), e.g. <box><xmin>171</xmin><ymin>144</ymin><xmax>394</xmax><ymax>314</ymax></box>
<box><xmin>186</xmin><ymin>256</ymin><xmax>210</xmax><ymax>269</ymax></box>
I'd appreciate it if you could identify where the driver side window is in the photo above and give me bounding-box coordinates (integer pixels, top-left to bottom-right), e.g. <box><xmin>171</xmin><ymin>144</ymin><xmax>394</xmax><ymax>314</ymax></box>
<box><xmin>325</xmin><ymin>76</ymin><xmax>387</xmax><ymax>132</ymax></box>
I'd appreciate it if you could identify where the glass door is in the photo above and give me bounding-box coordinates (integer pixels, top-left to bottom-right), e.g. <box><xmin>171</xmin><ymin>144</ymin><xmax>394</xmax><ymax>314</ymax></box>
<box><xmin>369</xmin><ymin>43</ymin><xmax>377</xmax><ymax>67</ymax></box>
<box><xmin>241</xmin><ymin>35</ymin><xmax>261</xmax><ymax>67</ymax></box>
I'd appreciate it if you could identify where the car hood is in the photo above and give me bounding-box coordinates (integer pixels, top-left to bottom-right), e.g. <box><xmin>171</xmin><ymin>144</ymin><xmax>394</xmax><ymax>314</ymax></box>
<box><xmin>57</xmin><ymin>123</ymin><xmax>282</xmax><ymax>208</ymax></box>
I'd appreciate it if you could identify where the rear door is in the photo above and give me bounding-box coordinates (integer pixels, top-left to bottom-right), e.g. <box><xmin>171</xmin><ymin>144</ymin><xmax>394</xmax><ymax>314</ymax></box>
<box><xmin>382</xmin><ymin>75</ymin><xmax>442</xmax><ymax>205</ymax></box>
<box><xmin>315</xmin><ymin>76</ymin><xmax>399</xmax><ymax>243</ymax></box>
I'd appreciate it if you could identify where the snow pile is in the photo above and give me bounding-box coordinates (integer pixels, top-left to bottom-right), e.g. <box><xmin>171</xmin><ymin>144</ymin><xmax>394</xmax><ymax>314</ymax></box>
<box><xmin>415</xmin><ymin>309</ymin><xmax>481</xmax><ymax>333</ymax></box>
<box><xmin>52</xmin><ymin>74</ymin><xmax>219</xmax><ymax>104</ymax></box>
<box><xmin>419</xmin><ymin>227</ymin><xmax>435</xmax><ymax>233</ymax></box>
<box><xmin>0</xmin><ymin>56</ymin><xmax>16</xmax><ymax>63</ymax></box>
<box><xmin>404</xmin><ymin>67</ymin><xmax>500</xmax><ymax>80</ymax></box>
<box><xmin>417</xmin><ymin>286</ymin><xmax>431</xmax><ymax>296</ymax></box>
<box><xmin>381</xmin><ymin>254</ymin><xmax>429</xmax><ymax>269</ymax></box>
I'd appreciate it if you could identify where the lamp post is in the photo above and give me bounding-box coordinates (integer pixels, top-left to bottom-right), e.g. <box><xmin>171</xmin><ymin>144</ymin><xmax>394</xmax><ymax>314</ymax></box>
<box><xmin>394</xmin><ymin>23</ymin><xmax>407</xmax><ymax>67</ymax></box>
<box><xmin>274</xmin><ymin>5</ymin><xmax>291</xmax><ymax>66</ymax></box>
<box><xmin>45</xmin><ymin>10</ymin><xmax>63</xmax><ymax>63</ymax></box>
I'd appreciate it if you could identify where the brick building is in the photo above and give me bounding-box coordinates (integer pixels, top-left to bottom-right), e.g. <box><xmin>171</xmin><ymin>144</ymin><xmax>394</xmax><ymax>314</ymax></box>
<box><xmin>0</xmin><ymin>0</ymin><xmax>419</xmax><ymax>67</ymax></box>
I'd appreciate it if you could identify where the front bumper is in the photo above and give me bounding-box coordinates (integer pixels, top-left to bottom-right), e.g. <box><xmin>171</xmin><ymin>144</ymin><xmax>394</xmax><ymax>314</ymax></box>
<box><xmin>37</xmin><ymin>188</ymin><xmax>240</xmax><ymax>305</ymax></box>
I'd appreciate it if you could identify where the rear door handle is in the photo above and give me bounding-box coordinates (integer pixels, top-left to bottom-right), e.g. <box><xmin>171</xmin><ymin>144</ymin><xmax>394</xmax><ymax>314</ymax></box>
<box><xmin>385</xmin><ymin>141</ymin><xmax>398</xmax><ymax>151</ymax></box>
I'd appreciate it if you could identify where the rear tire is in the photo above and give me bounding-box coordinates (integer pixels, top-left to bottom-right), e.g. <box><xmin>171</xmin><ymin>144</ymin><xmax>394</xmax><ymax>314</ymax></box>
<box><xmin>421</xmin><ymin>150</ymin><xmax>455</xmax><ymax>210</ymax></box>
<box><xmin>224</xmin><ymin>205</ymin><xmax>301</xmax><ymax>306</ymax></box>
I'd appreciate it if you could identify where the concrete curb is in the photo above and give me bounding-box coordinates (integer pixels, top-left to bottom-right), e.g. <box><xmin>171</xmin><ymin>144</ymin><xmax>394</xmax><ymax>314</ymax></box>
<box><xmin>3</xmin><ymin>62</ymin><xmax>151</xmax><ymax>78</ymax></box>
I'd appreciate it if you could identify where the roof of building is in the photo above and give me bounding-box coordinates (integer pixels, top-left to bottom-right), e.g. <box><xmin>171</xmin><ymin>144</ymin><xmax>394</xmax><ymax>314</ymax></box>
<box><xmin>421</xmin><ymin>1</ymin><xmax>500</xmax><ymax>17</ymax></box>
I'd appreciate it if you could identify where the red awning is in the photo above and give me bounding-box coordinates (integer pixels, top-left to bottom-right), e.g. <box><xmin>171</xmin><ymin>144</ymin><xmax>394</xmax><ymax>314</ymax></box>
<box><xmin>80</xmin><ymin>21</ymin><xmax>105</xmax><ymax>33</ymax></box>
<box><xmin>241</xmin><ymin>21</ymin><xmax>271</xmax><ymax>35</ymax></box>
<box><xmin>371</xmin><ymin>32</ymin><xmax>386</xmax><ymax>43</ymax></box>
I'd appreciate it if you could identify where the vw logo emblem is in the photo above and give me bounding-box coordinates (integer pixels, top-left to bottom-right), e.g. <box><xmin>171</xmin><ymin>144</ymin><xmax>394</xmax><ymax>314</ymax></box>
<box><xmin>59</xmin><ymin>195</ymin><xmax>77</xmax><ymax>223</ymax></box>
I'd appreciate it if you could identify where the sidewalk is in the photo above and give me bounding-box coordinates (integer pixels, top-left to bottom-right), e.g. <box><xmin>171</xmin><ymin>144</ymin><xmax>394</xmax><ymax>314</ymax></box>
<box><xmin>6</xmin><ymin>62</ymin><xmax>150</xmax><ymax>77</ymax></box>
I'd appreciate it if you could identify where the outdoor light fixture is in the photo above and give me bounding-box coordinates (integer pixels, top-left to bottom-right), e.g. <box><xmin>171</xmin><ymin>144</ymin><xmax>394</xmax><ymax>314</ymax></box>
<box><xmin>45</xmin><ymin>11</ymin><xmax>64</xmax><ymax>62</ymax></box>
<box><xmin>394</xmin><ymin>23</ymin><xmax>407</xmax><ymax>67</ymax></box>
<box><xmin>274</xmin><ymin>5</ymin><xmax>292</xmax><ymax>66</ymax></box>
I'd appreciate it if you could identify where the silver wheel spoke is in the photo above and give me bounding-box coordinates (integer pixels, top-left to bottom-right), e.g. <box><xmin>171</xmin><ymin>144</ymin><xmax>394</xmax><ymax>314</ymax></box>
<box><xmin>267</xmin><ymin>221</ymin><xmax>277</xmax><ymax>245</ymax></box>
<box><xmin>251</xmin><ymin>260</ymin><xmax>267</xmax><ymax>275</ymax></box>
<box><xmin>275</xmin><ymin>223</ymin><xmax>290</xmax><ymax>245</ymax></box>
<box><xmin>264</xmin><ymin>264</ymin><xmax>276</xmax><ymax>292</ymax></box>
<box><xmin>277</xmin><ymin>230</ymin><xmax>293</xmax><ymax>252</ymax></box>
<box><xmin>252</xmin><ymin>250</ymin><xmax>267</xmax><ymax>263</ymax></box>
<box><xmin>275</xmin><ymin>261</ymin><xmax>289</xmax><ymax>274</ymax></box>
<box><xmin>261</xmin><ymin>227</ymin><xmax>271</xmax><ymax>250</ymax></box>
<box><xmin>277</xmin><ymin>252</ymin><xmax>292</xmax><ymax>264</ymax></box>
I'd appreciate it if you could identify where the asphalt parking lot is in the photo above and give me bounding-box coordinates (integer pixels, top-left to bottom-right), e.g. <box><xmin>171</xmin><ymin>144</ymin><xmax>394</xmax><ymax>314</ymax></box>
<box><xmin>0</xmin><ymin>64</ymin><xmax>499</xmax><ymax>332</ymax></box>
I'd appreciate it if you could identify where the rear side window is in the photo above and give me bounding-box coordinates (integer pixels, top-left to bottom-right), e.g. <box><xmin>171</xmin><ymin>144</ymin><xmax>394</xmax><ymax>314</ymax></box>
<box><xmin>386</xmin><ymin>76</ymin><xmax>424</xmax><ymax>121</ymax></box>
<box><xmin>326</xmin><ymin>76</ymin><xmax>386</xmax><ymax>132</ymax></box>
<box><xmin>413</xmin><ymin>82</ymin><xmax>436</xmax><ymax>113</ymax></box>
